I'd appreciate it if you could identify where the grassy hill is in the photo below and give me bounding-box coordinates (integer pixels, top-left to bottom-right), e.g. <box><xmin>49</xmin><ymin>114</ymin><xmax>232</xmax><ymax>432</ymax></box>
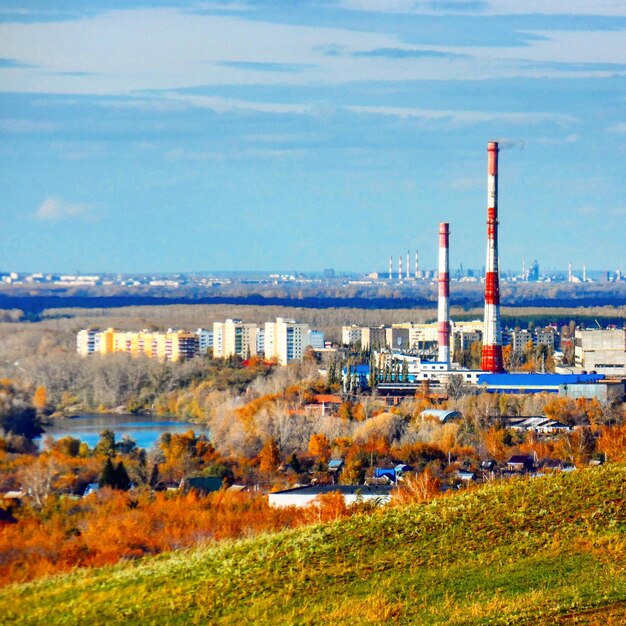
<box><xmin>2</xmin><ymin>464</ymin><xmax>625</xmax><ymax>625</ymax></box>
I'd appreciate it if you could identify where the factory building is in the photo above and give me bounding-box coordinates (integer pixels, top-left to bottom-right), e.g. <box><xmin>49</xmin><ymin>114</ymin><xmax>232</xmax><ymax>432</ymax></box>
<box><xmin>575</xmin><ymin>328</ymin><xmax>626</xmax><ymax>376</ymax></box>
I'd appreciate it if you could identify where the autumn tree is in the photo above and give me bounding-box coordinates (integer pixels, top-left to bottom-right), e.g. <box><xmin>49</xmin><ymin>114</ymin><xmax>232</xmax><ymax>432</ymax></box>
<box><xmin>258</xmin><ymin>437</ymin><xmax>280</xmax><ymax>474</ymax></box>
<box><xmin>597</xmin><ymin>423</ymin><xmax>626</xmax><ymax>462</ymax></box>
<box><xmin>33</xmin><ymin>386</ymin><xmax>47</xmax><ymax>413</ymax></box>
<box><xmin>308</xmin><ymin>433</ymin><xmax>331</xmax><ymax>462</ymax></box>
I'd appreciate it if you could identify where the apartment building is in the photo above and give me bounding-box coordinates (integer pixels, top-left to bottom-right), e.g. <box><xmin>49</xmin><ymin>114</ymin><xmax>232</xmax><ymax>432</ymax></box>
<box><xmin>212</xmin><ymin>319</ymin><xmax>258</xmax><ymax>359</ymax></box>
<box><xmin>77</xmin><ymin>328</ymin><xmax>199</xmax><ymax>362</ymax></box>
<box><xmin>264</xmin><ymin>318</ymin><xmax>310</xmax><ymax>365</ymax></box>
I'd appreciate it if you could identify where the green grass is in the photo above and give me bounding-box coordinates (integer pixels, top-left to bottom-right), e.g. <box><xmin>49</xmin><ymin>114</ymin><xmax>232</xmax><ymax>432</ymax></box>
<box><xmin>2</xmin><ymin>464</ymin><xmax>625</xmax><ymax>625</ymax></box>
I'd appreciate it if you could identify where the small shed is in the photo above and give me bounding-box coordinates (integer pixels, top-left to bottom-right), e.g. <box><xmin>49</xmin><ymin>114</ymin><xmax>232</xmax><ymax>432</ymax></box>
<box><xmin>507</xmin><ymin>455</ymin><xmax>534</xmax><ymax>472</ymax></box>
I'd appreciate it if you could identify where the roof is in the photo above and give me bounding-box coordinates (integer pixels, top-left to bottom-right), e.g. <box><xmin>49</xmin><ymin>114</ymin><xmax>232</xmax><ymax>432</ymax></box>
<box><xmin>507</xmin><ymin>455</ymin><xmax>533</xmax><ymax>464</ymax></box>
<box><xmin>419</xmin><ymin>409</ymin><xmax>462</xmax><ymax>422</ymax></box>
<box><xmin>271</xmin><ymin>484</ymin><xmax>394</xmax><ymax>496</ymax></box>
<box><xmin>479</xmin><ymin>373</ymin><xmax>605</xmax><ymax>387</ymax></box>
<box><xmin>181</xmin><ymin>476</ymin><xmax>223</xmax><ymax>493</ymax></box>
<box><xmin>314</xmin><ymin>394</ymin><xmax>342</xmax><ymax>404</ymax></box>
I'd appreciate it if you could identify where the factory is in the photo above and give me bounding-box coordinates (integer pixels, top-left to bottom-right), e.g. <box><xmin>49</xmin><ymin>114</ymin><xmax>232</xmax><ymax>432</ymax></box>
<box><xmin>344</xmin><ymin>142</ymin><xmax>625</xmax><ymax>401</ymax></box>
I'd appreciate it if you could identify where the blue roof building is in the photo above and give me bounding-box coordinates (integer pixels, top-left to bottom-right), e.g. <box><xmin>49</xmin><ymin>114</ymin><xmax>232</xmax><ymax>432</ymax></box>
<box><xmin>478</xmin><ymin>372</ymin><xmax>605</xmax><ymax>394</ymax></box>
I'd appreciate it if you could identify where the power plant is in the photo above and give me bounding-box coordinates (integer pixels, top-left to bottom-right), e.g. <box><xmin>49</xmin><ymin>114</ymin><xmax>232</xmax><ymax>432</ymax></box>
<box><xmin>437</xmin><ymin>222</ymin><xmax>451</xmax><ymax>368</ymax></box>
<box><xmin>481</xmin><ymin>141</ymin><xmax>504</xmax><ymax>374</ymax></box>
<box><xmin>344</xmin><ymin>141</ymin><xmax>618</xmax><ymax>399</ymax></box>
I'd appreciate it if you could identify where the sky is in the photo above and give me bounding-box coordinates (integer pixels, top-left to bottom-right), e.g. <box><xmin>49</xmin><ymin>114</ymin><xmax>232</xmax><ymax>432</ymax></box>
<box><xmin>1</xmin><ymin>0</ymin><xmax>625</xmax><ymax>275</ymax></box>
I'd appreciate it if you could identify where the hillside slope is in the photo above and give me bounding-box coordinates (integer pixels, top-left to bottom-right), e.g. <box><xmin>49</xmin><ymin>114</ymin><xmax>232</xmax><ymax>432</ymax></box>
<box><xmin>2</xmin><ymin>464</ymin><xmax>625</xmax><ymax>625</ymax></box>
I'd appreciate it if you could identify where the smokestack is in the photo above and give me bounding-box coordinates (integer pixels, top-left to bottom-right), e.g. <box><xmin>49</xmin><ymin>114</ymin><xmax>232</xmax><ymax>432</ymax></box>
<box><xmin>406</xmin><ymin>250</ymin><xmax>410</xmax><ymax>280</ymax></box>
<box><xmin>389</xmin><ymin>255</ymin><xmax>393</xmax><ymax>280</ymax></box>
<box><xmin>415</xmin><ymin>249</ymin><xmax>419</xmax><ymax>279</ymax></box>
<box><xmin>568</xmin><ymin>261</ymin><xmax>572</xmax><ymax>283</ymax></box>
<box><xmin>583</xmin><ymin>264</ymin><xmax>586</xmax><ymax>282</ymax></box>
<box><xmin>481</xmin><ymin>141</ymin><xmax>504</xmax><ymax>373</ymax></box>
<box><xmin>438</xmin><ymin>222</ymin><xmax>451</xmax><ymax>367</ymax></box>
<box><xmin>398</xmin><ymin>255</ymin><xmax>403</xmax><ymax>281</ymax></box>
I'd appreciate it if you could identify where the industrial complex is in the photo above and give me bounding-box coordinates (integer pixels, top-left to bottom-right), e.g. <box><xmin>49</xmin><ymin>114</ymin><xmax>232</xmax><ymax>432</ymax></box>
<box><xmin>343</xmin><ymin>142</ymin><xmax>625</xmax><ymax>401</ymax></box>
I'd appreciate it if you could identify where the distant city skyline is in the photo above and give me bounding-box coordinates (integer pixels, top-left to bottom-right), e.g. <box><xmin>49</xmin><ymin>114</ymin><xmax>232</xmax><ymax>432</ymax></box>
<box><xmin>1</xmin><ymin>1</ymin><xmax>625</xmax><ymax>274</ymax></box>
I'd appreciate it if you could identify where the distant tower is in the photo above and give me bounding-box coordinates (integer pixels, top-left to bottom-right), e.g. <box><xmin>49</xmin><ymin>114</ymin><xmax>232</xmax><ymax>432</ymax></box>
<box><xmin>415</xmin><ymin>249</ymin><xmax>419</xmax><ymax>279</ymax></box>
<box><xmin>522</xmin><ymin>258</ymin><xmax>526</xmax><ymax>281</ymax></box>
<box><xmin>398</xmin><ymin>255</ymin><xmax>403</xmax><ymax>281</ymax></box>
<box><xmin>437</xmin><ymin>223</ymin><xmax>451</xmax><ymax>367</ymax></box>
<box><xmin>481</xmin><ymin>141</ymin><xmax>504</xmax><ymax>373</ymax></box>
<box><xmin>389</xmin><ymin>256</ymin><xmax>393</xmax><ymax>281</ymax></box>
<box><xmin>406</xmin><ymin>250</ymin><xmax>410</xmax><ymax>280</ymax></box>
<box><xmin>568</xmin><ymin>261</ymin><xmax>572</xmax><ymax>283</ymax></box>
<box><xmin>582</xmin><ymin>264</ymin><xmax>587</xmax><ymax>282</ymax></box>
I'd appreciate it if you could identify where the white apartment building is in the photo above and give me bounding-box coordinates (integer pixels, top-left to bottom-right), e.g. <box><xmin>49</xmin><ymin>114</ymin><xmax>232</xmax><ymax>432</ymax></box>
<box><xmin>341</xmin><ymin>325</ymin><xmax>363</xmax><ymax>346</ymax></box>
<box><xmin>264</xmin><ymin>318</ymin><xmax>310</xmax><ymax>365</ymax></box>
<box><xmin>212</xmin><ymin>319</ymin><xmax>258</xmax><ymax>359</ymax></box>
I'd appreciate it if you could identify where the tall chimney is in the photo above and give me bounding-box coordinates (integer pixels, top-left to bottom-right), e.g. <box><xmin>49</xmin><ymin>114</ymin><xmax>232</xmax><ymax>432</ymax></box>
<box><xmin>398</xmin><ymin>255</ymin><xmax>403</xmax><ymax>281</ymax></box>
<box><xmin>438</xmin><ymin>222</ymin><xmax>451</xmax><ymax>367</ymax></box>
<box><xmin>481</xmin><ymin>141</ymin><xmax>504</xmax><ymax>373</ymax></box>
<box><xmin>568</xmin><ymin>261</ymin><xmax>572</xmax><ymax>283</ymax></box>
<box><xmin>406</xmin><ymin>250</ymin><xmax>410</xmax><ymax>280</ymax></box>
<box><xmin>415</xmin><ymin>249</ymin><xmax>419</xmax><ymax>279</ymax></box>
<box><xmin>389</xmin><ymin>255</ymin><xmax>393</xmax><ymax>280</ymax></box>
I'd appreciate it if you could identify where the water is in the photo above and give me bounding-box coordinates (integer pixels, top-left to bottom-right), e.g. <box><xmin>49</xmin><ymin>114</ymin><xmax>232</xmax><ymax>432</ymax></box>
<box><xmin>38</xmin><ymin>413</ymin><xmax>210</xmax><ymax>450</ymax></box>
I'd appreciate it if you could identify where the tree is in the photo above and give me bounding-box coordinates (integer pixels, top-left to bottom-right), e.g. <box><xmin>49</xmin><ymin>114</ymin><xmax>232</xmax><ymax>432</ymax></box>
<box><xmin>114</xmin><ymin>461</ymin><xmax>131</xmax><ymax>491</ymax></box>
<box><xmin>98</xmin><ymin>457</ymin><xmax>117</xmax><ymax>488</ymax></box>
<box><xmin>33</xmin><ymin>386</ymin><xmax>47</xmax><ymax>413</ymax></box>
<box><xmin>16</xmin><ymin>456</ymin><xmax>60</xmax><ymax>509</ymax></box>
<box><xmin>308</xmin><ymin>433</ymin><xmax>331</xmax><ymax>461</ymax></box>
<box><xmin>258</xmin><ymin>437</ymin><xmax>280</xmax><ymax>474</ymax></box>
<box><xmin>95</xmin><ymin>429</ymin><xmax>116</xmax><ymax>457</ymax></box>
<box><xmin>0</xmin><ymin>385</ymin><xmax>42</xmax><ymax>440</ymax></box>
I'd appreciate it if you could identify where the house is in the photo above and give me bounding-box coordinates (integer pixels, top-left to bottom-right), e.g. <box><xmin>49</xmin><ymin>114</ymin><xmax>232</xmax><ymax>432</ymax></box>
<box><xmin>179</xmin><ymin>476</ymin><xmax>224</xmax><ymax>495</ymax></box>
<box><xmin>457</xmin><ymin>470</ymin><xmax>477</xmax><ymax>482</ymax></box>
<box><xmin>507</xmin><ymin>455</ymin><xmax>534</xmax><ymax>472</ymax></box>
<box><xmin>268</xmin><ymin>484</ymin><xmax>395</xmax><ymax>508</ymax></box>
<box><xmin>327</xmin><ymin>459</ymin><xmax>344</xmax><ymax>474</ymax></box>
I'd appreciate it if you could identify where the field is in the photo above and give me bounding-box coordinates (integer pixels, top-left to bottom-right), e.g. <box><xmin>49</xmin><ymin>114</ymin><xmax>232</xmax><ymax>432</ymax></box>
<box><xmin>2</xmin><ymin>463</ymin><xmax>624</xmax><ymax>625</ymax></box>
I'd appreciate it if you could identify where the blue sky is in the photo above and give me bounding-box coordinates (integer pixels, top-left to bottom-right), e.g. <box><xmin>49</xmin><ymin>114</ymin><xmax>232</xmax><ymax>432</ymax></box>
<box><xmin>1</xmin><ymin>1</ymin><xmax>625</xmax><ymax>274</ymax></box>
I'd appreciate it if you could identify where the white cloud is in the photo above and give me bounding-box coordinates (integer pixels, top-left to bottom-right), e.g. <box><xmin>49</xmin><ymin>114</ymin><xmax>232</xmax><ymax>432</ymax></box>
<box><xmin>344</xmin><ymin>104</ymin><xmax>576</xmax><ymax>126</ymax></box>
<box><xmin>339</xmin><ymin>0</ymin><xmax>626</xmax><ymax>16</ymax></box>
<box><xmin>609</xmin><ymin>123</ymin><xmax>626</xmax><ymax>133</ymax></box>
<box><xmin>35</xmin><ymin>197</ymin><xmax>95</xmax><ymax>220</ymax></box>
<box><xmin>0</xmin><ymin>7</ymin><xmax>623</xmax><ymax>98</ymax></box>
<box><xmin>164</xmin><ymin>148</ymin><xmax>224</xmax><ymax>161</ymax></box>
<box><xmin>0</xmin><ymin>118</ymin><xmax>57</xmax><ymax>133</ymax></box>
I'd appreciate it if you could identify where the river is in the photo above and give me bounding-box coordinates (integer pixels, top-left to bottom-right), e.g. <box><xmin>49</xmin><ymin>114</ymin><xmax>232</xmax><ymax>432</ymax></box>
<box><xmin>38</xmin><ymin>413</ymin><xmax>210</xmax><ymax>450</ymax></box>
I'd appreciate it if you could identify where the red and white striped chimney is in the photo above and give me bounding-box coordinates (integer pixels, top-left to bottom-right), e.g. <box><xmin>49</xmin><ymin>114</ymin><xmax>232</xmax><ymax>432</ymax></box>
<box><xmin>437</xmin><ymin>222</ymin><xmax>451</xmax><ymax>367</ymax></box>
<box><xmin>481</xmin><ymin>141</ymin><xmax>504</xmax><ymax>373</ymax></box>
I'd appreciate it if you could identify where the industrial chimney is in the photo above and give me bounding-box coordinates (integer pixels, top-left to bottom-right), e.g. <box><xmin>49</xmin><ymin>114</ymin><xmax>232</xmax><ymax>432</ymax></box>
<box><xmin>438</xmin><ymin>222</ymin><xmax>451</xmax><ymax>367</ymax></box>
<box><xmin>389</xmin><ymin>256</ymin><xmax>393</xmax><ymax>281</ymax></box>
<box><xmin>481</xmin><ymin>141</ymin><xmax>505</xmax><ymax>373</ymax></box>
<box><xmin>415</xmin><ymin>249</ymin><xmax>419</xmax><ymax>279</ymax></box>
<box><xmin>406</xmin><ymin>250</ymin><xmax>410</xmax><ymax>280</ymax></box>
<box><xmin>398</xmin><ymin>255</ymin><xmax>403</xmax><ymax>281</ymax></box>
